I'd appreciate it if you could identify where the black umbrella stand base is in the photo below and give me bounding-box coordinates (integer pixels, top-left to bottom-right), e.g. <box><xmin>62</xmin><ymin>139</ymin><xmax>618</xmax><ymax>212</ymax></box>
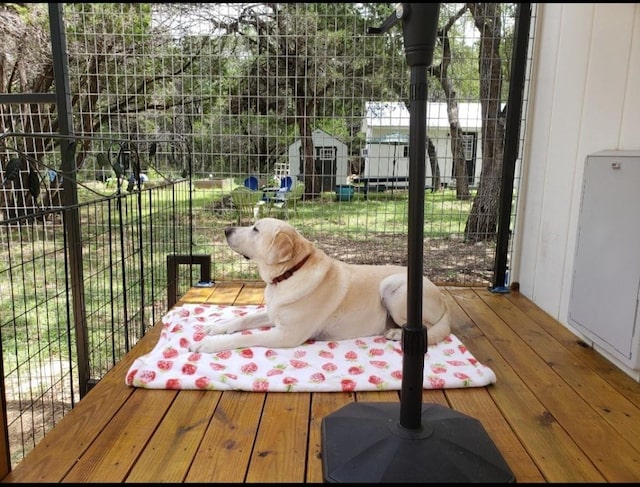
<box><xmin>321</xmin><ymin>402</ymin><xmax>516</xmax><ymax>483</ymax></box>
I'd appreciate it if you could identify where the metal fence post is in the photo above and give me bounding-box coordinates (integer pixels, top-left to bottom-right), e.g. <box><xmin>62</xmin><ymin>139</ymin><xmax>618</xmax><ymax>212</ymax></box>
<box><xmin>167</xmin><ymin>255</ymin><xmax>213</xmax><ymax>309</ymax></box>
<box><xmin>49</xmin><ymin>4</ymin><xmax>91</xmax><ymax>398</ymax></box>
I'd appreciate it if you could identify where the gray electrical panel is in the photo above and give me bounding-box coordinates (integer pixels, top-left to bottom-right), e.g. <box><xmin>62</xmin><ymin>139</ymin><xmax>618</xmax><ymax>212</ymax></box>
<box><xmin>568</xmin><ymin>150</ymin><xmax>640</xmax><ymax>369</ymax></box>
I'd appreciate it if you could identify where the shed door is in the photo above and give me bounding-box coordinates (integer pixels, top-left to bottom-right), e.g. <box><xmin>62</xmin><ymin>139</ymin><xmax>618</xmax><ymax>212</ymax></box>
<box><xmin>315</xmin><ymin>146</ymin><xmax>337</xmax><ymax>192</ymax></box>
<box><xmin>450</xmin><ymin>133</ymin><xmax>477</xmax><ymax>185</ymax></box>
<box><xmin>462</xmin><ymin>132</ymin><xmax>477</xmax><ymax>185</ymax></box>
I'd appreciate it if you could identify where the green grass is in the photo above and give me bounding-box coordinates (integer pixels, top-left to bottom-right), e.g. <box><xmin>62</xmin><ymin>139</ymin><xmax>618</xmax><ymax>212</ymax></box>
<box><xmin>189</xmin><ymin>185</ymin><xmax>476</xmax><ymax>280</ymax></box>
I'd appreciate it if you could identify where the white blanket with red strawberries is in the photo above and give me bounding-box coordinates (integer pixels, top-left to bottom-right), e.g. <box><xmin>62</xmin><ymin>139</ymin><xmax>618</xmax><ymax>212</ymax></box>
<box><xmin>125</xmin><ymin>304</ymin><xmax>496</xmax><ymax>392</ymax></box>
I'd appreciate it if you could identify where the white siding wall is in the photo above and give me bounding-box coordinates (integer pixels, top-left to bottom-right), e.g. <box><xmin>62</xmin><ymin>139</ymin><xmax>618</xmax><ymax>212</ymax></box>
<box><xmin>514</xmin><ymin>3</ymin><xmax>640</xmax><ymax>377</ymax></box>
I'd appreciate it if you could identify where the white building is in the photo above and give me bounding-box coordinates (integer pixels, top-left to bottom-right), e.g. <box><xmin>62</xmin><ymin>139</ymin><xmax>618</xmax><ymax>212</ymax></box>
<box><xmin>360</xmin><ymin>101</ymin><xmax>484</xmax><ymax>189</ymax></box>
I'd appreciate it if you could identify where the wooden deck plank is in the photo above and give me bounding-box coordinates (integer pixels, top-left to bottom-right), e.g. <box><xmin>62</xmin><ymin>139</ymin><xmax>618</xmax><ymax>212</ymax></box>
<box><xmin>422</xmin><ymin>389</ymin><xmax>450</xmax><ymax>407</ymax></box>
<box><xmin>443</xmin><ymin>286</ymin><xmax>487</xmax><ymax>342</ymax></box>
<box><xmin>355</xmin><ymin>391</ymin><xmax>399</xmax><ymax>402</ymax></box>
<box><xmin>466</xmin><ymin>333</ymin><xmax>606</xmax><ymax>483</ymax></box>
<box><xmin>306</xmin><ymin>392</ymin><xmax>355</xmax><ymax>483</ymax></box>
<box><xmin>1</xmin><ymin>386</ymin><xmax>135</xmax><ymax>482</ymax></box>
<box><xmin>203</xmin><ymin>282</ymin><xmax>244</xmax><ymax>305</ymax></box>
<box><xmin>445</xmin><ymin>388</ymin><xmax>545</xmax><ymax>483</ymax></box>
<box><xmin>125</xmin><ymin>390</ymin><xmax>223</xmax><ymax>483</ymax></box>
<box><xmin>230</xmin><ymin>281</ymin><xmax>265</xmax><ymax>305</ymax></box>
<box><xmin>484</xmin><ymin>289</ymin><xmax>640</xmax><ymax>451</ymax></box>
<box><xmin>1</xmin><ymin>318</ymin><xmax>165</xmax><ymax>483</ymax></box>
<box><xmin>64</xmin><ymin>283</ymin><xmax>252</xmax><ymax>483</ymax></box>
<box><xmin>245</xmin><ymin>393</ymin><xmax>311</xmax><ymax>483</ymax></box>
<box><xmin>180</xmin><ymin>286</ymin><xmax>217</xmax><ymax>303</ymax></box>
<box><xmin>504</xmin><ymin>291</ymin><xmax>640</xmax><ymax>408</ymax></box>
<box><xmin>185</xmin><ymin>391</ymin><xmax>266</xmax><ymax>483</ymax></box>
<box><xmin>475</xmin><ymin>288</ymin><xmax>640</xmax><ymax>482</ymax></box>
<box><xmin>63</xmin><ymin>389</ymin><xmax>178</xmax><ymax>483</ymax></box>
<box><xmin>442</xmin><ymin>289</ymin><xmax>545</xmax><ymax>482</ymax></box>
<box><xmin>449</xmin><ymin>288</ymin><xmax>606</xmax><ymax>482</ymax></box>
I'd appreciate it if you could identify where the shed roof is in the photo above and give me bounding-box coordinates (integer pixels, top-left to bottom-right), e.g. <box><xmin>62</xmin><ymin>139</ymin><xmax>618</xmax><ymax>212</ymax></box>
<box><xmin>367</xmin><ymin>132</ymin><xmax>410</xmax><ymax>144</ymax></box>
<box><xmin>363</xmin><ymin>101</ymin><xmax>483</xmax><ymax>131</ymax></box>
<box><xmin>289</xmin><ymin>128</ymin><xmax>347</xmax><ymax>149</ymax></box>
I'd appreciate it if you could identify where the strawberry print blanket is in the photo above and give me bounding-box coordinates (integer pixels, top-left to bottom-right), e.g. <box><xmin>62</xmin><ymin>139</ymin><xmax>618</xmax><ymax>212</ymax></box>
<box><xmin>125</xmin><ymin>304</ymin><xmax>497</xmax><ymax>392</ymax></box>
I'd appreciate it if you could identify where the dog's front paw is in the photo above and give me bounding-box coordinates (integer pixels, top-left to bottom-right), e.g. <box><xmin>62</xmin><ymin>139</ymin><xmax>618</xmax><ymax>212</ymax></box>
<box><xmin>383</xmin><ymin>328</ymin><xmax>402</xmax><ymax>341</ymax></box>
<box><xmin>189</xmin><ymin>336</ymin><xmax>226</xmax><ymax>354</ymax></box>
<box><xmin>202</xmin><ymin>322</ymin><xmax>229</xmax><ymax>336</ymax></box>
<box><xmin>188</xmin><ymin>340</ymin><xmax>206</xmax><ymax>353</ymax></box>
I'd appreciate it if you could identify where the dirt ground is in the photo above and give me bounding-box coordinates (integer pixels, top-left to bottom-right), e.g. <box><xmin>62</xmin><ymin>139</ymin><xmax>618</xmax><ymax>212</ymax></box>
<box><xmin>313</xmin><ymin>232</ymin><xmax>496</xmax><ymax>286</ymax></box>
<box><xmin>5</xmin><ymin>368</ymin><xmax>77</xmax><ymax>466</ymax></box>
<box><xmin>209</xmin><ymin>196</ymin><xmax>497</xmax><ymax>286</ymax></box>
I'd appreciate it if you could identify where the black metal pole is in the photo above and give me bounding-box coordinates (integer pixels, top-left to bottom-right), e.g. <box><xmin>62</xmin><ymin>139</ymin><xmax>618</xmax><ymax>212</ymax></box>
<box><xmin>400</xmin><ymin>65</ymin><xmax>429</xmax><ymax>429</ymax></box>
<box><xmin>398</xmin><ymin>2</ymin><xmax>440</xmax><ymax>430</ymax></box>
<box><xmin>491</xmin><ymin>3</ymin><xmax>532</xmax><ymax>292</ymax></box>
<box><xmin>49</xmin><ymin>3</ymin><xmax>91</xmax><ymax>397</ymax></box>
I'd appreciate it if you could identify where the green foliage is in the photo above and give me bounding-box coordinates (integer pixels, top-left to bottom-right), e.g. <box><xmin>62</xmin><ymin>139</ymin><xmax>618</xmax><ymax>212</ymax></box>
<box><xmin>65</xmin><ymin>3</ymin><xmax>152</xmax><ymax>36</ymax></box>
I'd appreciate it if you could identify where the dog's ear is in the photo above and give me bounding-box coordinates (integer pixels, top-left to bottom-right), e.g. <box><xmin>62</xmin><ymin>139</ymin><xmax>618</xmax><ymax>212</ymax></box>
<box><xmin>266</xmin><ymin>230</ymin><xmax>295</xmax><ymax>265</ymax></box>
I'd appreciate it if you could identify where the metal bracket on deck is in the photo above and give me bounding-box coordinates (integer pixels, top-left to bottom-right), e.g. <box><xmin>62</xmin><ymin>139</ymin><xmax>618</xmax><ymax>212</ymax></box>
<box><xmin>167</xmin><ymin>254</ymin><xmax>214</xmax><ymax>308</ymax></box>
<box><xmin>489</xmin><ymin>285</ymin><xmax>511</xmax><ymax>294</ymax></box>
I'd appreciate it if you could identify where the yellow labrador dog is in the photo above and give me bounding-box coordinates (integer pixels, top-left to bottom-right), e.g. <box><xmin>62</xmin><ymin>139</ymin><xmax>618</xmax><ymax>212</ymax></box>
<box><xmin>190</xmin><ymin>217</ymin><xmax>450</xmax><ymax>354</ymax></box>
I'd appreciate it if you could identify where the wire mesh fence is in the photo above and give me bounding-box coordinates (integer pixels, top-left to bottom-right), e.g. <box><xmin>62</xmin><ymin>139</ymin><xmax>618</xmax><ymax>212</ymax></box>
<box><xmin>0</xmin><ymin>2</ymin><xmax>534</xmax><ymax>469</ymax></box>
<box><xmin>52</xmin><ymin>2</ymin><xmax>531</xmax><ymax>286</ymax></box>
<box><xmin>0</xmin><ymin>132</ymin><xmax>194</xmax><ymax>466</ymax></box>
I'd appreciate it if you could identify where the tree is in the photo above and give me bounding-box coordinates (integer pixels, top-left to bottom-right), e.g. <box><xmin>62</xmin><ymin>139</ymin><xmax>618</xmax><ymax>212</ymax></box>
<box><xmin>2</xmin><ymin>2</ymin><xmax>517</xmax><ymax>218</ymax></box>
<box><xmin>427</xmin><ymin>137</ymin><xmax>441</xmax><ymax>191</ymax></box>
<box><xmin>464</xmin><ymin>3</ymin><xmax>508</xmax><ymax>242</ymax></box>
<box><xmin>1</xmin><ymin>3</ymin><xmax>58</xmax><ymax>215</ymax></box>
<box><xmin>432</xmin><ymin>4</ymin><xmax>472</xmax><ymax>200</ymax></box>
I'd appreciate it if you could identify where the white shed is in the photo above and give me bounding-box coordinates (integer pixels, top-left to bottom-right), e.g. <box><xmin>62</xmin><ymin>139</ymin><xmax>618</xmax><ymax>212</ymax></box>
<box><xmin>287</xmin><ymin>128</ymin><xmax>349</xmax><ymax>192</ymax></box>
<box><xmin>361</xmin><ymin>101</ymin><xmax>484</xmax><ymax>189</ymax></box>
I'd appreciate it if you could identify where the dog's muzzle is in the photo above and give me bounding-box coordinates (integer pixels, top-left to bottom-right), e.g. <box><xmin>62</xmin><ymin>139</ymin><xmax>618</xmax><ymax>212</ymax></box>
<box><xmin>224</xmin><ymin>227</ymin><xmax>250</xmax><ymax>260</ymax></box>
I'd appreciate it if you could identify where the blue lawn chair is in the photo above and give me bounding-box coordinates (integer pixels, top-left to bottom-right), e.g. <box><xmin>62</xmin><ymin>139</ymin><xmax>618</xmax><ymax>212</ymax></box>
<box><xmin>243</xmin><ymin>176</ymin><xmax>259</xmax><ymax>190</ymax></box>
<box><xmin>280</xmin><ymin>175</ymin><xmax>293</xmax><ymax>191</ymax></box>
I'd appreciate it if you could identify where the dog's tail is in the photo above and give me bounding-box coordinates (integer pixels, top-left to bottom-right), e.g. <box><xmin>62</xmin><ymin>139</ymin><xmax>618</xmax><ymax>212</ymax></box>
<box><xmin>425</xmin><ymin>306</ymin><xmax>451</xmax><ymax>346</ymax></box>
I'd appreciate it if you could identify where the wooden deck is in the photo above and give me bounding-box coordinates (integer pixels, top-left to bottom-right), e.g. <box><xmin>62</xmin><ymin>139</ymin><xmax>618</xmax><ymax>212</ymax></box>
<box><xmin>3</xmin><ymin>282</ymin><xmax>640</xmax><ymax>483</ymax></box>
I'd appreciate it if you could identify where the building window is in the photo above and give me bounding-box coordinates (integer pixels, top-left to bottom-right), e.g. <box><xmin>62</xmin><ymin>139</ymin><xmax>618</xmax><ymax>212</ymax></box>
<box><xmin>462</xmin><ymin>134</ymin><xmax>475</xmax><ymax>161</ymax></box>
<box><xmin>317</xmin><ymin>147</ymin><xmax>336</xmax><ymax>160</ymax></box>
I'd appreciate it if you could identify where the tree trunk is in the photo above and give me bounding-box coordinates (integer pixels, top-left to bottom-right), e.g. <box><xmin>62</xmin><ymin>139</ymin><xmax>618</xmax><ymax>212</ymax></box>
<box><xmin>448</xmin><ymin>112</ymin><xmax>471</xmax><ymax>200</ymax></box>
<box><xmin>432</xmin><ymin>5</ymin><xmax>470</xmax><ymax>200</ymax></box>
<box><xmin>301</xmin><ymin>131</ymin><xmax>317</xmax><ymax>198</ymax></box>
<box><xmin>427</xmin><ymin>136</ymin><xmax>441</xmax><ymax>191</ymax></box>
<box><xmin>465</xmin><ymin>3</ymin><xmax>505</xmax><ymax>242</ymax></box>
<box><xmin>295</xmin><ymin>99</ymin><xmax>319</xmax><ymax>199</ymax></box>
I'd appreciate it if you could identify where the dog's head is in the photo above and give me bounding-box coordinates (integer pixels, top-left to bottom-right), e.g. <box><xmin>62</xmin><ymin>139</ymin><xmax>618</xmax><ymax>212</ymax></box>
<box><xmin>224</xmin><ymin>218</ymin><xmax>312</xmax><ymax>282</ymax></box>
